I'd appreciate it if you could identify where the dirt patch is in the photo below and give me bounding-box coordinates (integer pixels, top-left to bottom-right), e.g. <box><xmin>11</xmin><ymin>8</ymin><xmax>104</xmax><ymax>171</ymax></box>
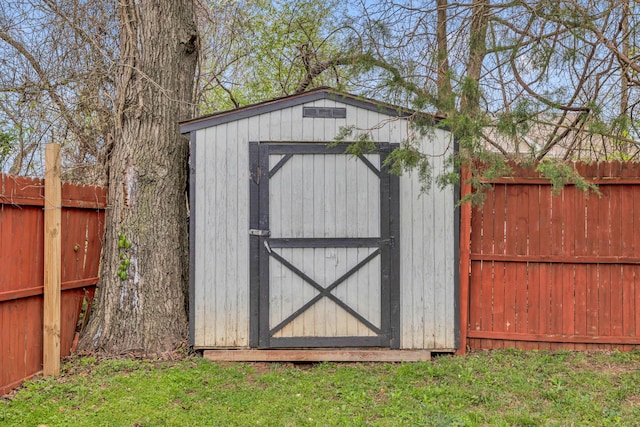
<box><xmin>565</xmin><ymin>352</ymin><xmax>640</xmax><ymax>375</ymax></box>
<box><xmin>624</xmin><ymin>395</ymin><xmax>640</xmax><ymax>408</ymax></box>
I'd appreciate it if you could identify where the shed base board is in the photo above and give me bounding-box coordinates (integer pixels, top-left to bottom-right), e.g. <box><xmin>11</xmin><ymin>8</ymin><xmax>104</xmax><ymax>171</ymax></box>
<box><xmin>202</xmin><ymin>349</ymin><xmax>432</xmax><ymax>362</ymax></box>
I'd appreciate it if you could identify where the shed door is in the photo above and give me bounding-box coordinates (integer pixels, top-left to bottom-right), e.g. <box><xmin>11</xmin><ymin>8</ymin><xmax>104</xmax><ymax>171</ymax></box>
<box><xmin>249</xmin><ymin>142</ymin><xmax>399</xmax><ymax>349</ymax></box>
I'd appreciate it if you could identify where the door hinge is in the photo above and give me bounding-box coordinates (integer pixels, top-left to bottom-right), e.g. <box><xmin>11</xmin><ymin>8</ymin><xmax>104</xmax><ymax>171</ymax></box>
<box><xmin>249</xmin><ymin>229</ymin><xmax>271</xmax><ymax>237</ymax></box>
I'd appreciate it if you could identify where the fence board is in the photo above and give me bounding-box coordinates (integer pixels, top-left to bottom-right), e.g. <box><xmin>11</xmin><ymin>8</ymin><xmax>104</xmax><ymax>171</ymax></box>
<box><xmin>0</xmin><ymin>173</ymin><xmax>106</xmax><ymax>396</ymax></box>
<box><xmin>466</xmin><ymin>162</ymin><xmax>640</xmax><ymax>351</ymax></box>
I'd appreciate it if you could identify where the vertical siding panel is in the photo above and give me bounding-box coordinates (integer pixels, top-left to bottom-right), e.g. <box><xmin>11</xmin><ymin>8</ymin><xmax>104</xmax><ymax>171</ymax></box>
<box><xmin>412</xmin><ymin>166</ymin><xmax>427</xmax><ymax>348</ymax></box>
<box><xmin>269</xmin><ymin>110</ymin><xmax>282</xmax><ymax>141</ymax></box>
<box><xmin>238</xmin><ymin>120</ymin><xmax>250</xmax><ymax>346</ymax></box>
<box><xmin>400</xmin><ymin>159</ymin><xmax>415</xmax><ymax>348</ymax></box>
<box><xmin>272</xmin><ymin>154</ymin><xmax>289</xmax><ymax>335</ymax></box>
<box><xmin>432</xmin><ymin>152</ymin><xmax>447</xmax><ymax>347</ymax></box>
<box><xmin>227</xmin><ymin>120</ymin><xmax>240</xmax><ymax>345</ymax></box>
<box><xmin>335</xmin><ymin>155</ymin><xmax>347</xmax><ymax>237</ymax></box>
<box><xmin>280</xmin><ymin>155</ymin><xmax>293</xmax><ymax>237</ymax></box>
<box><xmin>193</xmin><ymin>119</ymin><xmax>251</xmax><ymax>348</ymax></box>
<box><xmin>302</xmin><ymin>247</ymin><xmax>316</xmax><ymax>336</ymax></box>
<box><xmin>324</xmin><ymin>155</ymin><xmax>337</xmax><ymax>239</ymax></box>
<box><xmin>345</xmin><ymin>157</ymin><xmax>358</xmax><ymax>237</ymax></box>
<box><xmin>399</xmin><ymin>129</ymin><xmax>455</xmax><ymax>349</ymax></box>
<box><xmin>354</xmin><ymin>157</ymin><xmax>366</xmax><ymax>336</ymax></box>
<box><xmin>270</xmin><ymin>153</ymin><xmax>281</xmax><ymax>333</ymax></box>
<box><xmin>423</xmin><ymin>147</ymin><xmax>437</xmax><ymax>348</ymax></box>
<box><xmin>315</xmin><ymin>247</ymin><xmax>327</xmax><ymax>337</ymax></box>
<box><xmin>313</xmin><ymin>155</ymin><xmax>326</xmax><ymax>335</ymax></box>
<box><xmin>281</xmin><ymin>107</ymin><xmax>293</xmax><ymax>141</ymax></box>
<box><xmin>247</xmin><ymin>116</ymin><xmax>261</xmax><ymax>142</ymax></box>
<box><xmin>324</xmin><ymin>155</ymin><xmax>337</xmax><ymax>334</ymax></box>
<box><xmin>356</xmin><ymin>107</ymin><xmax>369</xmax><ymax>145</ymax></box>
<box><xmin>213</xmin><ymin>124</ymin><xmax>228</xmax><ymax>345</ymax></box>
<box><xmin>301</xmin><ymin>154</ymin><xmax>315</xmax><ymax>335</ymax></box>
<box><xmin>370</xmin><ymin>155</ymin><xmax>382</xmax><ymax>330</ymax></box>
<box><xmin>295</xmin><ymin>106</ymin><xmax>307</xmax><ymax>140</ymax></box>
<box><xmin>444</xmin><ymin>133</ymin><xmax>456</xmax><ymax>348</ymax></box>
<box><xmin>276</xmin><ymin>251</ymin><xmax>291</xmax><ymax>335</ymax></box>
<box><xmin>302</xmin><ymin>115</ymin><xmax>314</xmax><ymax>141</ymax></box>
<box><xmin>345</xmin><ymin>156</ymin><xmax>358</xmax><ymax>335</ymax></box>
<box><xmin>422</xmin><ymin>159</ymin><xmax>440</xmax><ymax>348</ymax></box>
<box><xmin>287</xmin><ymin>161</ymin><xmax>301</xmax><ymax>334</ymax></box>
<box><xmin>194</xmin><ymin>129</ymin><xmax>208</xmax><ymax>346</ymax></box>
<box><xmin>323</xmin><ymin>103</ymin><xmax>337</xmax><ymax>142</ymax></box>
<box><xmin>291</xmin><ymin>156</ymin><xmax>304</xmax><ymax>237</ymax></box>
<box><xmin>331</xmin><ymin>248</ymin><xmax>344</xmax><ymax>336</ymax></box>
<box><xmin>367</xmin><ymin>157</ymin><xmax>381</xmax><ymax>333</ymax></box>
<box><xmin>308</xmin><ymin>101</ymin><xmax>321</xmax><ymax>141</ymax></box>
<box><xmin>365</xmin><ymin>154</ymin><xmax>381</xmax><ymax>236</ymax></box>
<box><xmin>334</xmin><ymin>155</ymin><xmax>348</xmax><ymax>332</ymax></box>
<box><xmin>206</xmin><ymin>125</ymin><xmax>218</xmax><ymax>346</ymax></box>
<box><xmin>268</xmin><ymin>255</ymin><xmax>281</xmax><ymax>334</ymax></box>
<box><xmin>348</xmin><ymin>100</ymin><xmax>362</xmax><ymax>130</ymax></box>
<box><xmin>292</xmin><ymin>249</ymin><xmax>304</xmax><ymax>337</ymax></box>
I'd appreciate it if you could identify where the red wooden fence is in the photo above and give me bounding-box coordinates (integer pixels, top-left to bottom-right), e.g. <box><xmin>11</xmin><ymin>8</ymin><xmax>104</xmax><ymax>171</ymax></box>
<box><xmin>0</xmin><ymin>173</ymin><xmax>106</xmax><ymax>395</ymax></box>
<box><xmin>463</xmin><ymin>162</ymin><xmax>640</xmax><ymax>351</ymax></box>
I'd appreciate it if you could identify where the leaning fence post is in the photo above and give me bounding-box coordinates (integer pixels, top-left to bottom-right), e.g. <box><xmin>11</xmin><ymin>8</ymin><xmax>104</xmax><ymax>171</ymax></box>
<box><xmin>43</xmin><ymin>143</ymin><xmax>61</xmax><ymax>376</ymax></box>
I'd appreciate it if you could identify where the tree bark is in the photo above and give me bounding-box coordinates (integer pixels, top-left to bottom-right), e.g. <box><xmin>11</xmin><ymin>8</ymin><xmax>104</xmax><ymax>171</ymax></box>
<box><xmin>461</xmin><ymin>0</ymin><xmax>489</xmax><ymax>115</ymax></box>
<box><xmin>436</xmin><ymin>0</ymin><xmax>452</xmax><ymax>115</ymax></box>
<box><xmin>79</xmin><ymin>0</ymin><xmax>198</xmax><ymax>353</ymax></box>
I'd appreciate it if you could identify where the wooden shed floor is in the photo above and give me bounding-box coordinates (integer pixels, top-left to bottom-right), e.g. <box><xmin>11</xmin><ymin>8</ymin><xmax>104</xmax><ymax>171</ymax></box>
<box><xmin>202</xmin><ymin>349</ymin><xmax>432</xmax><ymax>362</ymax></box>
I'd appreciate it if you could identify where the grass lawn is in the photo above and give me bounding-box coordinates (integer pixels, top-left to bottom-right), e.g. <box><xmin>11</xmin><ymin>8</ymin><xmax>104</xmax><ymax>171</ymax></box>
<box><xmin>1</xmin><ymin>349</ymin><xmax>639</xmax><ymax>426</ymax></box>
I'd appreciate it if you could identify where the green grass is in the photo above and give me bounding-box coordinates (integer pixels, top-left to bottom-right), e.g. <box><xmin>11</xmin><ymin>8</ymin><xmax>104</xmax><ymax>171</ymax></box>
<box><xmin>1</xmin><ymin>349</ymin><xmax>640</xmax><ymax>426</ymax></box>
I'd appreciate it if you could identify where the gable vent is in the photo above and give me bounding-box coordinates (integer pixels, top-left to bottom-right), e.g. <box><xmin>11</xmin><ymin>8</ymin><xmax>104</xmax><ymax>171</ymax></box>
<box><xmin>303</xmin><ymin>107</ymin><xmax>347</xmax><ymax>119</ymax></box>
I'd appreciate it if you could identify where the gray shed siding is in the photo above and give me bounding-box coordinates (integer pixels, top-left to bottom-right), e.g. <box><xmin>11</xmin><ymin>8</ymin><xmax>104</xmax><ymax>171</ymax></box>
<box><xmin>189</xmin><ymin>95</ymin><xmax>456</xmax><ymax>350</ymax></box>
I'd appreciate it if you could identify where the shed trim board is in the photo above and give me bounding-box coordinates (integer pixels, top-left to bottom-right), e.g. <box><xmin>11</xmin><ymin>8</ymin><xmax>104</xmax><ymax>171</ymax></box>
<box><xmin>188</xmin><ymin>131</ymin><xmax>197</xmax><ymax>346</ymax></box>
<box><xmin>203</xmin><ymin>349</ymin><xmax>434</xmax><ymax>362</ymax></box>
<box><xmin>453</xmin><ymin>138</ymin><xmax>461</xmax><ymax>350</ymax></box>
<box><xmin>185</xmin><ymin>89</ymin><xmax>457</xmax><ymax>352</ymax></box>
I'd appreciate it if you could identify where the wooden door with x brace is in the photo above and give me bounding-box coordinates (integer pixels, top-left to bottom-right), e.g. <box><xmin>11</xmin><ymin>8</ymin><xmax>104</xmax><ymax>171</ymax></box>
<box><xmin>249</xmin><ymin>142</ymin><xmax>400</xmax><ymax>348</ymax></box>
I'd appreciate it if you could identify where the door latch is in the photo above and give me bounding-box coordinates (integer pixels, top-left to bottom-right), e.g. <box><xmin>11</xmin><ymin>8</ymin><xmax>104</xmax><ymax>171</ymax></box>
<box><xmin>381</xmin><ymin>236</ymin><xmax>396</xmax><ymax>247</ymax></box>
<box><xmin>249</xmin><ymin>229</ymin><xmax>271</xmax><ymax>237</ymax></box>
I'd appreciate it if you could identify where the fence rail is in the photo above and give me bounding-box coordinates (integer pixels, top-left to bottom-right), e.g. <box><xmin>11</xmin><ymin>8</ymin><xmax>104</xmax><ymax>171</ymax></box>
<box><xmin>463</xmin><ymin>162</ymin><xmax>640</xmax><ymax>351</ymax></box>
<box><xmin>0</xmin><ymin>173</ymin><xmax>106</xmax><ymax>395</ymax></box>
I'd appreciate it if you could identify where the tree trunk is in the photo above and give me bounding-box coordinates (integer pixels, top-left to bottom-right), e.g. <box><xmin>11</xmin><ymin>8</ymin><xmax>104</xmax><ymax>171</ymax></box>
<box><xmin>436</xmin><ymin>0</ymin><xmax>452</xmax><ymax>115</ymax></box>
<box><xmin>461</xmin><ymin>0</ymin><xmax>489</xmax><ymax>115</ymax></box>
<box><xmin>79</xmin><ymin>0</ymin><xmax>198</xmax><ymax>353</ymax></box>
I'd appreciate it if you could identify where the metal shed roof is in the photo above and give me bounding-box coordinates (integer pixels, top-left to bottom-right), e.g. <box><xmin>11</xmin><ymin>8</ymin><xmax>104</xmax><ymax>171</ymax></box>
<box><xmin>179</xmin><ymin>87</ymin><xmax>417</xmax><ymax>134</ymax></box>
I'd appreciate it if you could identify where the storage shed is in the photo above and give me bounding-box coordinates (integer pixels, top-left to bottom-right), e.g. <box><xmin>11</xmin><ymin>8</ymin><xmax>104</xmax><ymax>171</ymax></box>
<box><xmin>180</xmin><ymin>88</ymin><xmax>458</xmax><ymax>360</ymax></box>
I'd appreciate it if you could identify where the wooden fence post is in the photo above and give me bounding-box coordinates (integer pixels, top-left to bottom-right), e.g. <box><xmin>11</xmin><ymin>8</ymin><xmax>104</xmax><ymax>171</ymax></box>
<box><xmin>457</xmin><ymin>165</ymin><xmax>472</xmax><ymax>355</ymax></box>
<box><xmin>44</xmin><ymin>143</ymin><xmax>61</xmax><ymax>376</ymax></box>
